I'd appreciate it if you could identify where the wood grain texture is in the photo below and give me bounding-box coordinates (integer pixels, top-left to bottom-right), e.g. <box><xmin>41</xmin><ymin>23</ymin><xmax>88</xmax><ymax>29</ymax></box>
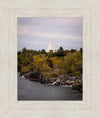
<box><xmin>0</xmin><ymin>0</ymin><xmax>100</xmax><ymax>118</ymax></box>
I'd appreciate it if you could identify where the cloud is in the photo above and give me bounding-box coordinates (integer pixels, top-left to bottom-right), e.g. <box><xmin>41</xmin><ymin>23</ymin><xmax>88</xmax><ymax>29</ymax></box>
<box><xmin>17</xmin><ymin>18</ymin><xmax>83</xmax><ymax>51</ymax></box>
<box><xmin>18</xmin><ymin>25</ymin><xmax>82</xmax><ymax>41</ymax></box>
<box><xmin>18</xmin><ymin>17</ymin><xmax>83</xmax><ymax>26</ymax></box>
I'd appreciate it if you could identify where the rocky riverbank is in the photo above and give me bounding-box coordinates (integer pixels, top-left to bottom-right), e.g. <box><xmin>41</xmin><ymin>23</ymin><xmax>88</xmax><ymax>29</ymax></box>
<box><xmin>23</xmin><ymin>71</ymin><xmax>82</xmax><ymax>93</ymax></box>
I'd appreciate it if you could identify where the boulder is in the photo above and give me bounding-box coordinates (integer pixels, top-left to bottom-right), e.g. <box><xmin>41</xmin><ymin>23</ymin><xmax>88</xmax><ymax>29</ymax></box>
<box><xmin>24</xmin><ymin>71</ymin><xmax>40</xmax><ymax>81</ymax></box>
<box><xmin>60</xmin><ymin>81</ymin><xmax>66</xmax><ymax>85</ymax></box>
<box><xmin>40</xmin><ymin>77</ymin><xmax>48</xmax><ymax>84</ymax></box>
<box><xmin>52</xmin><ymin>79</ymin><xmax>60</xmax><ymax>86</ymax></box>
<box><xmin>66</xmin><ymin>80</ymin><xmax>73</xmax><ymax>85</ymax></box>
<box><xmin>72</xmin><ymin>82</ymin><xmax>82</xmax><ymax>92</ymax></box>
<box><xmin>54</xmin><ymin>81</ymin><xmax>60</xmax><ymax>86</ymax></box>
<box><xmin>40</xmin><ymin>77</ymin><xmax>57</xmax><ymax>84</ymax></box>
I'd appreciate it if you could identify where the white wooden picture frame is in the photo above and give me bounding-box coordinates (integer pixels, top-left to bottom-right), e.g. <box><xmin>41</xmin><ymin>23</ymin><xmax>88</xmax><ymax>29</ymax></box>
<box><xmin>0</xmin><ymin>0</ymin><xmax>100</xmax><ymax>118</ymax></box>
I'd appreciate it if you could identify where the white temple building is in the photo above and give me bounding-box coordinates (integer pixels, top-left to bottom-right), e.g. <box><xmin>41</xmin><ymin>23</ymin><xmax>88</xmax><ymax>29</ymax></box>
<box><xmin>47</xmin><ymin>38</ymin><xmax>54</xmax><ymax>52</ymax></box>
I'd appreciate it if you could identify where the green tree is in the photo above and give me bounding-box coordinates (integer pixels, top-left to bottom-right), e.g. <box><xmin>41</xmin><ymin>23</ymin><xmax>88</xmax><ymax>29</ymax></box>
<box><xmin>80</xmin><ymin>48</ymin><xmax>82</xmax><ymax>54</ymax></box>
<box><xmin>22</xmin><ymin>47</ymin><xmax>27</xmax><ymax>53</ymax></box>
<box><xmin>64</xmin><ymin>50</ymin><xmax>70</xmax><ymax>56</ymax></box>
<box><xmin>41</xmin><ymin>49</ymin><xmax>47</xmax><ymax>55</ymax></box>
<box><xmin>56</xmin><ymin>46</ymin><xmax>64</xmax><ymax>56</ymax></box>
<box><xmin>48</xmin><ymin>52</ymin><xmax>54</xmax><ymax>58</ymax></box>
<box><xmin>71</xmin><ymin>49</ymin><xmax>76</xmax><ymax>53</ymax></box>
<box><xmin>60</xmin><ymin>51</ymin><xmax>82</xmax><ymax>75</ymax></box>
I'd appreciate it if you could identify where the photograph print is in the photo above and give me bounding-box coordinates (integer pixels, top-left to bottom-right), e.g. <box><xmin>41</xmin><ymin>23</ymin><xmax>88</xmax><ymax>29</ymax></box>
<box><xmin>17</xmin><ymin>17</ymin><xmax>83</xmax><ymax>100</ymax></box>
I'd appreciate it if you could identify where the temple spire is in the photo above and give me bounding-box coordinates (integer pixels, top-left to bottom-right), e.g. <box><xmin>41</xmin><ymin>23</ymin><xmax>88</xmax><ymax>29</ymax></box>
<box><xmin>47</xmin><ymin>38</ymin><xmax>54</xmax><ymax>52</ymax></box>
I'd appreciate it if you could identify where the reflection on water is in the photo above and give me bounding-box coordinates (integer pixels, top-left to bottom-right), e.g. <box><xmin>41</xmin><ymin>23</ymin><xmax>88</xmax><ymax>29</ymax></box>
<box><xmin>18</xmin><ymin>77</ymin><xmax>82</xmax><ymax>100</ymax></box>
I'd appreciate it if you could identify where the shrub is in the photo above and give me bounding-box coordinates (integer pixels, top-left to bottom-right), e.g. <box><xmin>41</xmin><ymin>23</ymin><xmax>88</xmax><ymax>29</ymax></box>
<box><xmin>48</xmin><ymin>72</ymin><xmax>58</xmax><ymax>78</ymax></box>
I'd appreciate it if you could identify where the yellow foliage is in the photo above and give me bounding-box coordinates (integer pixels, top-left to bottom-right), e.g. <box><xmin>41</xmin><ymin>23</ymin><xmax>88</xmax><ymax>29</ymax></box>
<box><xmin>33</xmin><ymin>55</ymin><xmax>47</xmax><ymax>67</ymax></box>
<box><xmin>49</xmin><ymin>57</ymin><xmax>61</xmax><ymax>66</ymax></box>
<box><xmin>33</xmin><ymin>55</ymin><xmax>50</xmax><ymax>72</ymax></box>
<box><xmin>21</xmin><ymin>66</ymin><xmax>30</xmax><ymax>74</ymax></box>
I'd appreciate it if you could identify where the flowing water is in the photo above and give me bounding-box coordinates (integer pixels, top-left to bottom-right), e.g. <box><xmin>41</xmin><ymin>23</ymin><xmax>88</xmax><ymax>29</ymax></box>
<box><xmin>18</xmin><ymin>76</ymin><xmax>82</xmax><ymax>100</ymax></box>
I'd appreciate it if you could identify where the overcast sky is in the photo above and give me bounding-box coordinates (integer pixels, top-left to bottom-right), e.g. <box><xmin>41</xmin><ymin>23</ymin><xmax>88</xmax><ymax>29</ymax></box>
<box><xmin>17</xmin><ymin>17</ymin><xmax>83</xmax><ymax>51</ymax></box>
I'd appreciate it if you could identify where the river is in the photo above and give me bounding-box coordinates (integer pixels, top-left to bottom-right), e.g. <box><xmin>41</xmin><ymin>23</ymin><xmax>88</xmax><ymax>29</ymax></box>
<box><xmin>18</xmin><ymin>76</ymin><xmax>82</xmax><ymax>100</ymax></box>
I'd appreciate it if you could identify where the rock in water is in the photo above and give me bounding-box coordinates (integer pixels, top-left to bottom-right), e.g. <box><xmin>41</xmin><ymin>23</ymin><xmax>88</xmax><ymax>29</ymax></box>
<box><xmin>52</xmin><ymin>79</ymin><xmax>60</xmax><ymax>86</ymax></box>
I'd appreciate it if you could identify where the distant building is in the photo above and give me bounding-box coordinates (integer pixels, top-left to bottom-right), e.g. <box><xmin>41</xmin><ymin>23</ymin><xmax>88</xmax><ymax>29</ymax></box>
<box><xmin>47</xmin><ymin>38</ymin><xmax>54</xmax><ymax>52</ymax></box>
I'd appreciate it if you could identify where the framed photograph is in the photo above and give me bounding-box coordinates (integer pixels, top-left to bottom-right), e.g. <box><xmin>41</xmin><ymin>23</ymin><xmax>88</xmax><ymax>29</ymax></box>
<box><xmin>0</xmin><ymin>0</ymin><xmax>100</xmax><ymax>118</ymax></box>
<box><xmin>17</xmin><ymin>17</ymin><xmax>83</xmax><ymax>101</ymax></box>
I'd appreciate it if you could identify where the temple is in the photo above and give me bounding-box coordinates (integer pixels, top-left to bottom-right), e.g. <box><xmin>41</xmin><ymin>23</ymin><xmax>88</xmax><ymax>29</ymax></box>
<box><xmin>47</xmin><ymin>38</ymin><xmax>54</xmax><ymax>52</ymax></box>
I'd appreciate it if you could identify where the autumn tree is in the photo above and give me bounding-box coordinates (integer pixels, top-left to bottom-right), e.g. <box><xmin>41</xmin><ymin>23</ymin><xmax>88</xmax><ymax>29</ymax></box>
<box><xmin>46</xmin><ymin>58</ymin><xmax>53</xmax><ymax>68</ymax></box>
<box><xmin>33</xmin><ymin>55</ymin><xmax>51</xmax><ymax>73</ymax></box>
<box><xmin>64</xmin><ymin>50</ymin><xmax>71</xmax><ymax>56</ymax></box>
<box><xmin>60</xmin><ymin>51</ymin><xmax>82</xmax><ymax>75</ymax></box>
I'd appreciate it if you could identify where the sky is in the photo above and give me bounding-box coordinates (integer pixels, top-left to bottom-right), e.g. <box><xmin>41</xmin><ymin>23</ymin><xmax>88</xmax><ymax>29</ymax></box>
<box><xmin>17</xmin><ymin>17</ymin><xmax>83</xmax><ymax>51</ymax></box>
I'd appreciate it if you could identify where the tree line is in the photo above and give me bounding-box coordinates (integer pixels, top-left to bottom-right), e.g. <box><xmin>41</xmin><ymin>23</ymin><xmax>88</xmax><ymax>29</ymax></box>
<box><xmin>18</xmin><ymin>47</ymin><xmax>82</xmax><ymax>77</ymax></box>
